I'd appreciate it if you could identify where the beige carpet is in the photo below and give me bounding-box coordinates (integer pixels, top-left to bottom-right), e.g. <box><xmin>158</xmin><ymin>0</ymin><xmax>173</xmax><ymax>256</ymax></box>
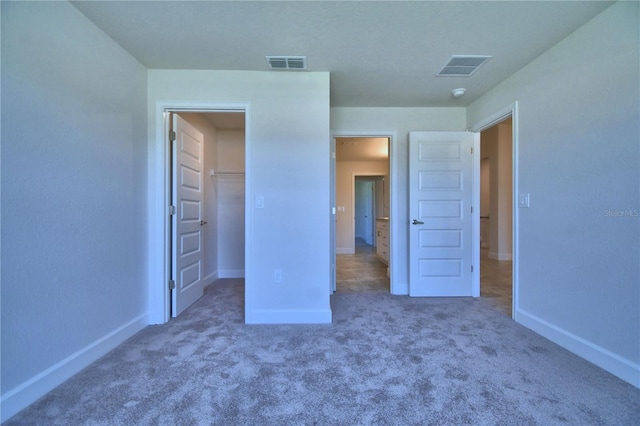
<box><xmin>6</xmin><ymin>279</ymin><xmax>640</xmax><ymax>425</ymax></box>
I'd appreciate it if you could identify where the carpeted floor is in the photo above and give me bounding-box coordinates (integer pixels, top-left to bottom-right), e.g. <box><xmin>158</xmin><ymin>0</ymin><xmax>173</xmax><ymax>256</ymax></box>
<box><xmin>6</xmin><ymin>279</ymin><xmax>640</xmax><ymax>425</ymax></box>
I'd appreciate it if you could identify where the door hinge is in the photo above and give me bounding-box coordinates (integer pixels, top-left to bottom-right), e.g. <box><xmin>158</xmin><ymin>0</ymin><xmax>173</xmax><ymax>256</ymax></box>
<box><xmin>169</xmin><ymin>205</ymin><xmax>176</xmax><ymax>215</ymax></box>
<box><xmin>169</xmin><ymin>130</ymin><xmax>177</xmax><ymax>141</ymax></box>
<box><xmin>471</xmin><ymin>265</ymin><xmax>474</xmax><ymax>273</ymax></box>
<box><xmin>169</xmin><ymin>279</ymin><xmax>176</xmax><ymax>290</ymax></box>
<box><xmin>471</xmin><ymin>146</ymin><xmax>474</xmax><ymax>154</ymax></box>
<box><xmin>471</xmin><ymin>206</ymin><xmax>473</xmax><ymax>214</ymax></box>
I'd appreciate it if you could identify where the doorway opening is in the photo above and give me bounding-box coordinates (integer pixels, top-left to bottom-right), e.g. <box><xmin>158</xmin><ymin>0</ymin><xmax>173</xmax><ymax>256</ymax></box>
<box><xmin>163</xmin><ymin>108</ymin><xmax>248</xmax><ymax>320</ymax></box>
<box><xmin>475</xmin><ymin>109</ymin><xmax>516</xmax><ymax>318</ymax></box>
<box><xmin>333</xmin><ymin>137</ymin><xmax>390</xmax><ymax>293</ymax></box>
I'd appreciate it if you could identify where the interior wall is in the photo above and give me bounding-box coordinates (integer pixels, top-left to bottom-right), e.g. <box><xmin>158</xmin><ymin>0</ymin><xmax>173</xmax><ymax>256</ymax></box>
<box><xmin>1</xmin><ymin>1</ymin><xmax>148</xmax><ymax>420</ymax></box>
<box><xmin>331</xmin><ymin>107</ymin><xmax>467</xmax><ymax>293</ymax></box>
<box><xmin>336</xmin><ymin>160</ymin><xmax>388</xmax><ymax>253</ymax></box>
<box><xmin>216</xmin><ymin>129</ymin><xmax>245</xmax><ymax>277</ymax></box>
<box><xmin>467</xmin><ymin>1</ymin><xmax>640</xmax><ymax>386</ymax></box>
<box><xmin>148</xmin><ymin>70</ymin><xmax>331</xmax><ymax>324</ymax></box>
<box><xmin>480</xmin><ymin>158</ymin><xmax>491</xmax><ymax>248</ymax></box>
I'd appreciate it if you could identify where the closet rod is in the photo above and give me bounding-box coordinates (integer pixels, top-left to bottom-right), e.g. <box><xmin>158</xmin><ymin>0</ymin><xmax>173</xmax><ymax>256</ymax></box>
<box><xmin>209</xmin><ymin>169</ymin><xmax>245</xmax><ymax>177</ymax></box>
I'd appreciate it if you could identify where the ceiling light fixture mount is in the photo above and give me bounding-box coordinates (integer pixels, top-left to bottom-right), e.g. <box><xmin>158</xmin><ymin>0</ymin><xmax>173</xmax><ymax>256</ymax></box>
<box><xmin>452</xmin><ymin>88</ymin><xmax>466</xmax><ymax>98</ymax></box>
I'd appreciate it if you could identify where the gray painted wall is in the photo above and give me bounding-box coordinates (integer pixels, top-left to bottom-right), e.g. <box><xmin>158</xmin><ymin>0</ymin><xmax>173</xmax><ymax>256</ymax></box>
<box><xmin>1</xmin><ymin>0</ymin><xmax>148</xmax><ymax>414</ymax></box>
<box><xmin>468</xmin><ymin>1</ymin><xmax>639</xmax><ymax>384</ymax></box>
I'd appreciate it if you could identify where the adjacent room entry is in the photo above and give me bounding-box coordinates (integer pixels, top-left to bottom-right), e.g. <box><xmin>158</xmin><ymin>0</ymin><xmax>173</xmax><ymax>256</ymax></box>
<box><xmin>168</xmin><ymin>111</ymin><xmax>246</xmax><ymax>318</ymax></box>
<box><xmin>332</xmin><ymin>136</ymin><xmax>391</xmax><ymax>293</ymax></box>
<box><xmin>479</xmin><ymin>117</ymin><xmax>514</xmax><ymax>316</ymax></box>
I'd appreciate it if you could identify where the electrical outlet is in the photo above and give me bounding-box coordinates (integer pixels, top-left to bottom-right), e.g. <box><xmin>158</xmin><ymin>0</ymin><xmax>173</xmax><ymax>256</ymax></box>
<box><xmin>518</xmin><ymin>193</ymin><xmax>530</xmax><ymax>208</ymax></box>
<box><xmin>273</xmin><ymin>269</ymin><xmax>282</xmax><ymax>283</ymax></box>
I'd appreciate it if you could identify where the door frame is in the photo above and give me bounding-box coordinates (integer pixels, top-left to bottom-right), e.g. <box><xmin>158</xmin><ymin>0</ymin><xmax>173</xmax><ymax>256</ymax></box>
<box><xmin>149</xmin><ymin>101</ymin><xmax>251</xmax><ymax>324</ymax></box>
<box><xmin>470</xmin><ymin>101</ymin><xmax>519</xmax><ymax>319</ymax></box>
<box><xmin>331</xmin><ymin>131</ymin><xmax>397</xmax><ymax>294</ymax></box>
<box><xmin>353</xmin><ymin>175</ymin><xmax>382</xmax><ymax>247</ymax></box>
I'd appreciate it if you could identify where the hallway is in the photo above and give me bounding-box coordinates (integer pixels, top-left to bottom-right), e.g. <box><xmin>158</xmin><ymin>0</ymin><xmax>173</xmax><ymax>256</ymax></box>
<box><xmin>480</xmin><ymin>247</ymin><xmax>513</xmax><ymax>316</ymax></box>
<box><xmin>336</xmin><ymin>242</ymin><xmax>512</xmax><ymax>317</ymax></box>
<box><xmin>336</xmin><ymin>238</ymin><xmax>389</xmax><ymax>292</ymax></box>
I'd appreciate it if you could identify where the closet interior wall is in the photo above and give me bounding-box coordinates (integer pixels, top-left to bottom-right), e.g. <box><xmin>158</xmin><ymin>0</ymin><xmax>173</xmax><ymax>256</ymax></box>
<box><xmin>178</xmin><ymin>113</ymin><xmax>246</xmax><ymax>284</ymax></box>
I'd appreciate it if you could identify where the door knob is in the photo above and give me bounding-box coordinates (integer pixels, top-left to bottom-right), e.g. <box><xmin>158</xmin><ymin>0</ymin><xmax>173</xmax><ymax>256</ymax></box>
<box><xmin>412</xmin><ymin>219</ymin><xmax>424</xmax><ymax>225</ymax></box>
<box><xmin>200</xmin><ymin>220</ymin><xmax>207</xmax><ymax>226</ymax></box>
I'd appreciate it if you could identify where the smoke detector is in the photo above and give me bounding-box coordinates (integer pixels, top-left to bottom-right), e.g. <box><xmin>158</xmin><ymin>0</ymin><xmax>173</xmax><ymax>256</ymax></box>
<box><xmin>452</xmin><ymin>88</ymin><xmax>466</xmax><ymax>98</ymax></box>
<box><xmin>266</xmin><ymin>56</ymin><xmax>307</xmax><ymax>70</ymax></box>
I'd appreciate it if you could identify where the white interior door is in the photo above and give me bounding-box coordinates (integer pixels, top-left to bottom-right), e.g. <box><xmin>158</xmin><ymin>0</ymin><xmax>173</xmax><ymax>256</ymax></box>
<box><xmin>364</xmin><ymin>181</ymin><xmax>374</xmax><ymax>245</ymax></box>
<box><xmin>354</xmin><ymin>180</ymin><xmax>366</xmax><ymax>241</ymax></box>
<box><xmin>409</xmin><ymin>131</ymin><xmax>475</xmax><ymax>296</ymax></box>
<box><xmin>172</xmin><ymin>114</ymin><xmax>205</xmax><ymax>316</ymax></box>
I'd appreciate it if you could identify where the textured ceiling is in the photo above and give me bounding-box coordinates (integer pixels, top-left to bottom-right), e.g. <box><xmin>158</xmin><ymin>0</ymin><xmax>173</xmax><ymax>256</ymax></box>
<box><xmin>71</xmin><ymin>1</ymin><xmax>612</xmax><ymax>107</ymax></box>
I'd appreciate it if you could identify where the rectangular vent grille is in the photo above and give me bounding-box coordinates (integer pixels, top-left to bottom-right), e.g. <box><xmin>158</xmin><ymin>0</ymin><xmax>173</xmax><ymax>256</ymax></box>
<box><xmin>437</xmin><ymin>55</ymin><xmax>491</xmax><ymax>76</ymax></box>
<box><xmin>266</xmin><ymin>56</ymin><xmax>307</xmax><ymax>70</ymax></box>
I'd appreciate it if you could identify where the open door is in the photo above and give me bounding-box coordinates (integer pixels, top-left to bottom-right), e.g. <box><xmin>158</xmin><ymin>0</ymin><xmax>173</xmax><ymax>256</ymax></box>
<box><xmin>354</xmin><ymin>179</ymin><xmax>375</xmax><ymax>245</ymax></box>
<box><xmin>409</xmin><ymin>131</ymin><xmax>476</xmax><ymax>297</ymax></box>
<box><xmin>171</xmin><ymin>114</ymin><xmax>205</xmax><ymax>316</ymax></box>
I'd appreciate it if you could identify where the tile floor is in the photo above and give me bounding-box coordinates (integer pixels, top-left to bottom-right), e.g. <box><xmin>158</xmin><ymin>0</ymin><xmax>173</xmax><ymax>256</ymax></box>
<box><xmin>336</xmin><ymin>240</ymin><xmax>513</xmax><ymax>316</ymax></box>
<box><xmin>336</xmin><ymin>238</ymin><xmax>389</xmax><ymax>292</ymax></box>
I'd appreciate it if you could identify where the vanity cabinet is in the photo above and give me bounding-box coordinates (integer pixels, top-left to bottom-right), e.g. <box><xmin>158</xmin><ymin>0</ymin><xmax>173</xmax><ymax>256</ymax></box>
<box><xmin>376</xmin><ymin>218</ymin><xmax>389</xmax><ymax>264</ymax></box>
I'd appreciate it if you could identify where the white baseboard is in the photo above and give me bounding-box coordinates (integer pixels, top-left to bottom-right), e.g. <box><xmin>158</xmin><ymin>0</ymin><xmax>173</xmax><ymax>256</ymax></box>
<box><xmin>516</xmin><ymin>308</ymin><xmax>640</xmax><ymax>388</ymax></box>
<box><xmin>246</xmin><ymin>309</ymin><xmax>332</xmax><ymax>324</ymax></box>
<box><xmin>218</xmin><ymin>269</ymin><xmax>245</xmax><ymax>279</ymax></box>
<box><xmin>488</xmin><ymin>251</ymin><xmax>512</xmax><ymax>261</ymax></box>
<box><xmin>0</xmin><ymin>314</ymin><xmax>148</xmax><ymax>423</ymax></box>
<box><xmin>336</xmin><ymin>248</ymin><xmax>354</xmax><ymax>254</ymax></box>
<box><xmin>203</xmin><ymin>272</ymin><xmax>218</xmax><ymax>286</ymax></box>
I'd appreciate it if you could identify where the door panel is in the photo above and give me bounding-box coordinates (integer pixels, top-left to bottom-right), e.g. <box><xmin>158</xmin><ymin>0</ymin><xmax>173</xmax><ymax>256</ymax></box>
<box><xmin>172</xmin><ymin>114</ymin><xmax>205</xmax><ymax>316</ymax></box>
<box><xmin>409</xmin><ymin>131</ymin><xmax>474</xmax><ymax>297</ymax></box>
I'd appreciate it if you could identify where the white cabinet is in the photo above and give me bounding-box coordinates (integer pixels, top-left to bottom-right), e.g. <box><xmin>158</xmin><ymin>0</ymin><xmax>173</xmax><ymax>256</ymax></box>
<box><xmin>376</xmin><ymin>218</ymin><xmax>389</xmax><ymax>264</ymax></box>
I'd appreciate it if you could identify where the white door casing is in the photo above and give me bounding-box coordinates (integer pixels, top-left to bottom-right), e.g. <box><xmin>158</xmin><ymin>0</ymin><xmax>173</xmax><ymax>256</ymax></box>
<box><xmin>330</xmin><ymin>140</ymin><xmax>337</xmax><ymax>293</ymax></box>
<box><xmin>171</xmin><ymin>114</ymin><xmax>205</xmax><ymax>316</ymax></box>
<box><xmin>409</xmin><ymin>131</ymin><xmax>476</xmax><ymax>297</ymax></box>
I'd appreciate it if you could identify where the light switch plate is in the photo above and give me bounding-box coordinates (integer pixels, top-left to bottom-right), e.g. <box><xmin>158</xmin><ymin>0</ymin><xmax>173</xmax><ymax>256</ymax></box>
<box><xmin>519</xmin><ymin>193</ymin><xmax>530</xmax><ymax>208</ymax></box>
<box><xmin>256</xmin><ymin>195</ymin><xmax>264</xmax><ymax>209</ymax></box>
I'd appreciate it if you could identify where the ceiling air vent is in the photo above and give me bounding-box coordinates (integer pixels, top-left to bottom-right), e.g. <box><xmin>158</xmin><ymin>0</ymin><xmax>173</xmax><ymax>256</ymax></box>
<box><xmin>437</xmin><ymin>55</ymin><xmax>491</xmax><ymax>76</ymax></box>
<box><xmin>266</xmin><ymin>56</ymin><xmax>307</xmax><ymax>70</ymax></box>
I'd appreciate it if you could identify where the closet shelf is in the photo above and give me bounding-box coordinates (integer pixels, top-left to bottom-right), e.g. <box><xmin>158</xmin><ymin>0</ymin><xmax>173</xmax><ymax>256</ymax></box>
<box><xmin>209</xmin><ymin>169</ymin><xmax>245</xmax><ymax>177</ymax></box>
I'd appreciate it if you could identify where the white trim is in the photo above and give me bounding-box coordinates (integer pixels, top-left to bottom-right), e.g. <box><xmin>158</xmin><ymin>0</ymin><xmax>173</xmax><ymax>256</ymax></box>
<box><xmin>488</xmin><ymin>252</ymin><xmax>513</xmax><ymax>261</ymax></box>
<box><xmin>203</xmin><ymin>272</ymin><xmax>218</xmax><ymax>285</ymax></box>
<box><xmin>246</xmin><ymin>309</ymin><xmax>332</xmax><ymax>324</ymax></box>
<box><xmin>472</xmin><ymin>132</ymin><xmax>481</xmax><ymax>297</ymax></box>
<box><xmin>330</xmin><ymin>131</ymin><xmax>398</xmax><ymax>294</ymax></box>
<box><xmin>469</xmin><ymin>104</ymin><xmax>516</xmax><ymax>132</ymax></box>
<box><xmin>0</xmin><ymin>314</ymin><xmax>147</xmax><ymax>423</ymax></box>
<box><xmin>149</xmin><ymin>101</ymin><xmax>251</xmax><ymax>325</ymax></box>
<box><xmin>470</xmin><ymin>101</ymin><xmax>519</xmax><ymax>318</ymax></box>
<box><xmin>516</xmin><ymin>309</ymin><xmax>640</xmax><ymax>388</ymax></box>
<box><xmin>336</xmin><ymin>248</ymin><xmax>354</xmax><ymax>255</ymax></box>
<box><xmin>218</xmin><ymin>269</ymin><xmax>245</xmax><ymax>279</ymax></box>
